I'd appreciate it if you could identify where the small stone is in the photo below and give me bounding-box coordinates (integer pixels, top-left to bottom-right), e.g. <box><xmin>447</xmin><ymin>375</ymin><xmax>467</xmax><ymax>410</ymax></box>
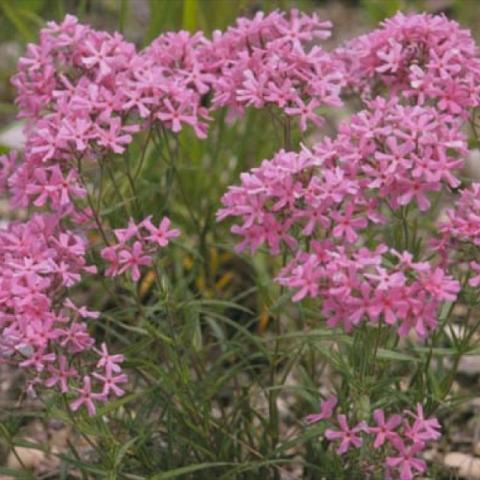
<box><xmin>458</xmin><ymin>356</ymin><xmax>480</xmax><ymax>376</ymax></box>
<box><xmin>7</xmin><ymin>438</ymin><xmax>45</xmax><ymax>470</ymax></box>
<box><xmin>444</xmin><ymin>452</ymin><xmax>480</xmax><ymax>479</ymax></box>
<box><xmin>466</xmin><ymin>149</ymin><xmax>480</xmax><ymax>181</ymax></box>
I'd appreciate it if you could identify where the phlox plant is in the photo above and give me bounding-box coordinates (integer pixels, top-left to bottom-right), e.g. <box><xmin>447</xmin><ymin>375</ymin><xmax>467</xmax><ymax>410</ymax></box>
<box><xmin>1</xmin><ymin>7</ymin><xmax>480</xmax><ymax>480</ymax></box>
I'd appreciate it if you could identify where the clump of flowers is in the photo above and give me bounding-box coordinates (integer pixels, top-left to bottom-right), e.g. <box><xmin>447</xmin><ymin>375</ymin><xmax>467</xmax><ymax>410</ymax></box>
<box><xmin>435</xmin><ymin>182</ymin><xmax>480</xmax><ymax>287</ymax></box>
<box><xmin>337</xmin><ymin>12</ymin><xmax>480</xmax><ymax>116</ymax></box>
<box><xmin>206</xmin><ymin>9</ymin><xmax>344</xmax><ymax>129</ymax></box>
<box><xmin>218</xmin><ymin>95</ymin><xmax>464</xmax><ymax>338</ymax></box>
<box><xmin>0</xmin><ymin>212</ymin><xmax>126</xmax><ymax>414</ymax></box>
<box><xmin>218</xmin><ymin>95</ymin><xmax>466</xmax><ymax>252</ymax></box>
<box><xmin>306</xmin><ymin>397</ymin><xmax>441</xmax><ymax>480</ymax></box>
<box><xmin>217</xmin><ymin>146</ymin><xmax>374</xmax><ymax>255</ymax></box>
<box><xmin>101</xmin><ymin>216</ymin><xmax>180</xmax><ymax>282</ymax></box>
<box><xmin>439</xmin><ymin>182</ymin><xmax>480</xmax><ymax>249</ymax></box>
<box><xmin>11</xmin><ymin>15</ymin><xmax>139</xmax><ymax>213</ymax></box>
<box><xmin>1</xmin><ymin>6</ymin><xmax>221</xmax><ymax>416</ymax></box>
<box><xmin>277</xmin><ymin>245</ymin><xmax>459</xmax><ymax>337</ymax></box>
<box><xmin>125</xmin><ymin>30</ymin><xmax>216</xmax><ymax>137</ymax></box>
<box><xmin>217</xmin><ymin>11</ymin><xmax>480</xmax><ymax>480</ymax></box>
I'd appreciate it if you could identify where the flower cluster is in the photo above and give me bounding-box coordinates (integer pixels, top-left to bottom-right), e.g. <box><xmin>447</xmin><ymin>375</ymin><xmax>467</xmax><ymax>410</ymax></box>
<box><xmin>70</xmin><ymin>343</ymin><xmax>127</xmax><ymax>416</ymax></box>
<box><xmin>0</xmin><ymin>212</ymin><xmax>125</xmax><ymax>414</ymax></box>
<box><xmin>101</xmin><ymin>216</ymin><xmax>180</xmax><ymax>282</ymax></box>
<box><xmin>6</xmin><ymin>15</ymin><xmax>197</xmax><ymax>413</ymax></box>
<box><xmin>10</xmin><ymin>15</ymin><xmax>139</xmax><ymax>212</ymax></box>
<box><xmin>206</xmin><ymin>9</ymin><xmax>344</xmax><ymax>130</ymax></box>
<box><xmin>307</xmin><ymin>397</ymin><xmax>441</xmax><ymax>480</ymax></box>
<box><xmin>218</xmin><ymin>96</ymin><xmax>466</xmax><ymax>256</ymax></box>
<box><xmin>128</xmin><ymin>30</ymin><xmax>215</xmax><ymax>137</ymax></box>
<box><xmin>331</xmin><ymin>97</ymin><xmax>466</xmax><ymax>212</ymax></box>
<box><xmin>279</xmin><ymin>245</ymin><xmax>459</xmax><ymax>337</ymax></box>
<box><xmin>337</xmin><ymin>12</ymin><xmax>480</xmax><ymax>116</ymax></box>
<box><xmin>218</xmin><ymin>96</ymin><xmax>463</xmax><ymax>337</ymax></box>
<box><xmin>10</xmin><ymin>10</ymin><xmax>344</xmax><ymax>216</ymax></box>
<box><xmin>217</xmin><ymin>147</ymin><xmax>374</xmax><ymax>255</ymax></box>
<box><xmin>436</xmin><ymin>183</ymin><xmax>480</xmax><ymax>287</ymax></box>
<box><xmin>439</xmin><ymin>183</ymin><xmax>480</xmax><ymax>248</ymax></box>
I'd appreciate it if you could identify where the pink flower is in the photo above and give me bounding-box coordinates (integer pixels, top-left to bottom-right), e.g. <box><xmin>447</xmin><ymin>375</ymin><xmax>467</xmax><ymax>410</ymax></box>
<box><xmin>404</xmin><ymin>404</ymin><xmax>441</xmax><ymax>443</ymax></box>
<box><xmin>369</xmin><ymin>409</ymin><xmax>402</xmax><ymax>448</ymax></box>
<box><xmin>419</xmin><ymin>268</ymin><xmax>460</xmax><ymax>302</ymax></box>
<box><xmin>156</xmin><ymin>99</ymin><xmax>198</xmax><ymax>134</ymax></box>
<box><xmin>101</xmin><ymin>246</ymin><xmax>121</xmax><ymax>278</ymax></box>
<box><xmin>285</xmin><ymin>254</ymin><xmax>324</xmax><ymax>302</ymax></box>
<box><xmin>397</xmin><ymin>179</ymin><xmax>437</xmax><ymax>212</ymax></box>
<box><xmin>45</xmin><ymin>355</ymin><xmax>77</xmax><ymax>393</ymax></box>
<box><xmin>237</xmin><ymin>70</ymin><xmax>267</xmax><ymax>108</ymax></box>
<box><xmin>93</xmin><ymin>370</ymin><xmax>128</xmax><ymax>397</ymax></box>
<box><xmin>285</xmin><ymin>98</ymin><xmax>323</xmax><ymax>132</ymax></box>
<box><xmin>325</xmin><ymin>414</ymin><xmax>367</xmax><ymax>455</ymax></box>
<box><xmin>96</xmin><ymin>118</ymin><xmax>138</xmax><ymax>154</ymax></box>
<box><xmin>70</xmin><ymin>376</ymin><xmax>103</xmax><ymax>416</ymax></box>
<box><xmin>58</xmin><ymin>118</ymin><xmax>92</xmax><ymax>151</ymax></box>
<box><xmin>118</xmin><ymin>241</ymin><xmax>152</xmax><ymax>282</ymax></box>
<box><xmin>143</xmin><ymin>216</ymin><xmax>180</xmax><ymax>247</ymax></box>
<box><xmin>114</xmin><ymin>218</ymin><xmax>141</xmax><ymax>244</ymax></box>
<box><xmin>386</xmin><ymin>440</ymin><xmax>426</xmax><ymax>480</ymax></box>
<box><xmin>95</xmin><ymin>342</ymin><xmax>124</xmax><ymax>374</ymax></box>
<box><xmin>332</xmin><ymin>204</ymin><xmax>368</xmax><ymax>243</ymax></box>
<box><xmin>347</xmin><ymin>283</ymin><xmax>378</xmax><ymax>324</ymax></box>
<box><xmin>81</xmin><ymin>39</ymin><xmax>114</xmax><ymax>78</ymax></box>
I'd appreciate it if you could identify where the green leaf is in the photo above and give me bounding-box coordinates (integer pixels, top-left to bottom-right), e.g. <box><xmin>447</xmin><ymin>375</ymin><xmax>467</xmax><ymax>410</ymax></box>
<box><xmin>97</xmin><ymin>392</ymin><xmax>143</xmax><ymax>416</ymax></box>
<box><xmin>11</xmin><ymin>438</ymin><xmax>48</xmax><ymax>452</ymax></box>
<box><xmin>0</xmin><ymin>0</ymin><xmax>35</xmax><ymax>41</ymax></box>
<box><xmin>119</xmin><ymin>0</ymin><xmax>128</xmax><ymax>33</ymax></box>
<box><xmin>56</xmin><ymin>453</ymin><xmax>109</xmax><ymax>476</ymax></box>
<box><xmin>114</xmin><ymin>436</ymin><xmax>138</xmax><ymax>468</ymax></box>
<box><xmin>376</xmin><ymin>348</ymin><xmax>418</xmax><ymax>363</ymax></box>
<box><xmin>182</xmin><ymin>0</ymin><xmax>197</xmax><ymax>32</ymax></box>
<box><xmin>0</xmin><ymin>467</ymin><xmax>31</xmax><ymax>479</ymax></box>
<box><xmin>183</xmin><ymin>298</ymin><xmax>253</xmax><ymax>314</ymax></box>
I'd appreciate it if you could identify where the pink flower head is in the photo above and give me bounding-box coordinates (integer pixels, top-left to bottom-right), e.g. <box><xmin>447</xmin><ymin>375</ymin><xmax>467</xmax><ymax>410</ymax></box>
<box><xmin>386</xmin><ymin>440</ymin><xmax>426</xmax><ymax>480</ymax></box>
<box><xmin>337</xmin><ymin>12</ymin><xmax>480</xmax><ymax>116</ymax></box>
<box><xmin>369</xmin><ymin>408</ymin><xmax>402</xmax><ymax>448</ymax></box>
<box><xmin>95</xmin><ymin>342</ymin><xmax>124</xmax><ymax>375</ymax></box>
<box><xmin>404</xmin><ymin>403</ymin><xmax>441</xmax><ymax>443</ymax></box>
<box><xmin>118</xmin><ymin>241</ymin><xmax>152</xmax><ymax>282</ymax></box>
<box><xmin>142</xmin><ymin>216</ymin><xmax>180</xmax><ymax>248</ymax></box>
<box><xmin>70</xmin><ymin>375</ymin><xmax>103</xmax><ymax>416</ymax></box>
<box><xmin>325</xmin><ymin>414</ymin><xmax>367</xmax><ymax>455</ymax></box>
<box><xmin>93</xmin><ymin>369</ymin><xmax>128</xmax><ymax>398</ymax></box>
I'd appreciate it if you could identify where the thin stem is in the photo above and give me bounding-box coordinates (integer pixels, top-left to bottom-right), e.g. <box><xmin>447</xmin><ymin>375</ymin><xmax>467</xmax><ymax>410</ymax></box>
<box><xmin>283</xmin><ymin>116</ymin><xmax>292</xmax><ymax>151</ymax></box>
<box><xmin>104</xmin><ymin>158</ymin><xmax>133</xmax><ymax>217</ymax></box>
<box><xmin>122</xmin><ymin>146</ymin><xmax>142</xmax><ymax>216</ymax></box>
<box><xmin>75</xmin><ymin>157</ymin><xmax>111</xmax><ymax>246</ymax></box>
<box><xmin>134</xmin><ymin>128</ymin><xmax>153</xmax><ymax>181</ymax></box>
